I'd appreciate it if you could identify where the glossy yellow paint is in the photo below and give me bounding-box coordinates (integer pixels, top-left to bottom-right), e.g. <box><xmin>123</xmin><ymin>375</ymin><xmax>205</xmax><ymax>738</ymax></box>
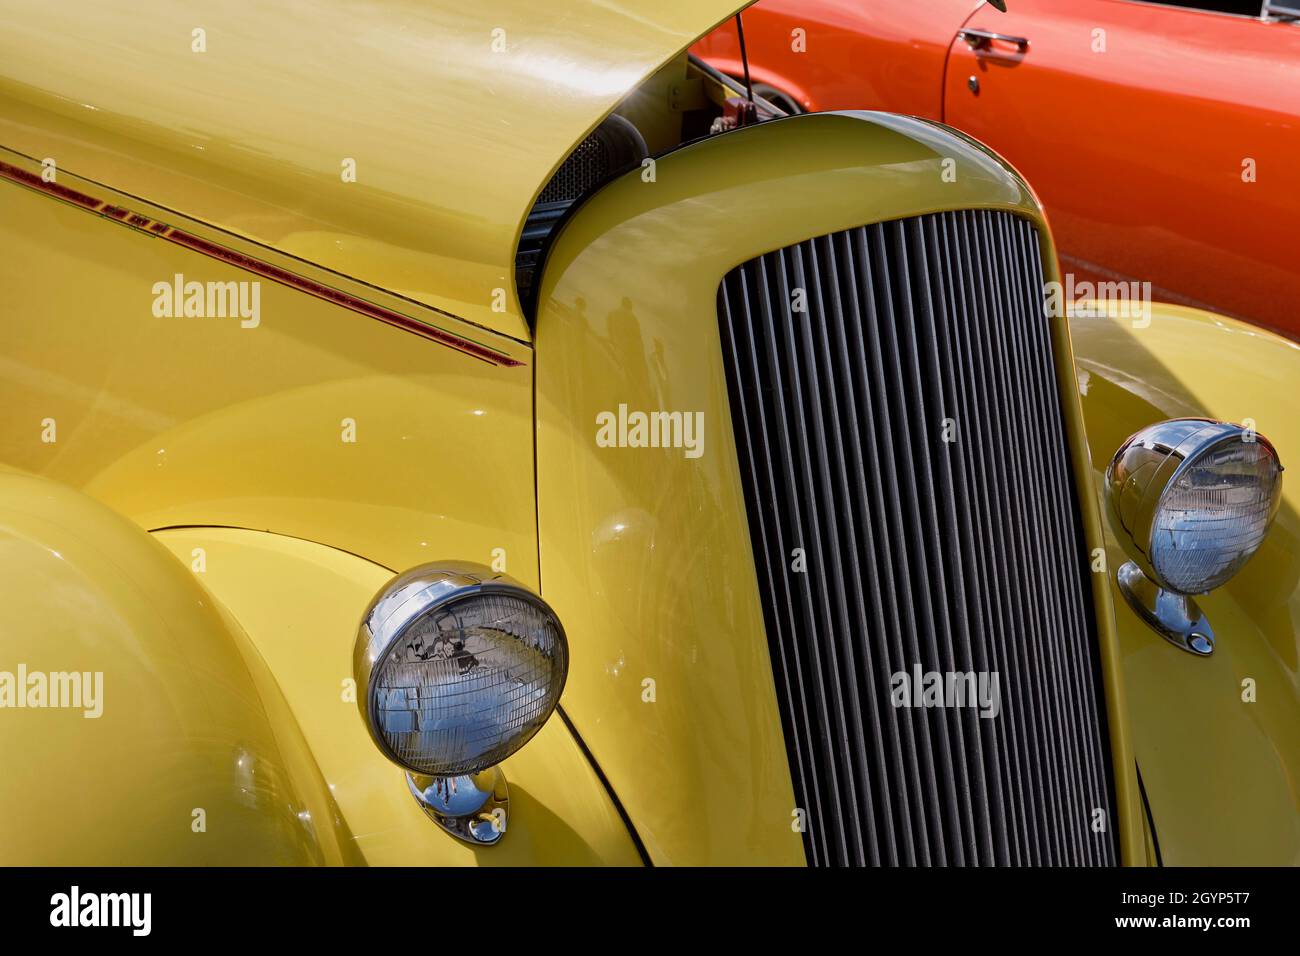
<box><xmin>0</xmin><ymin>0</ymin><xmax>1275</xmax><ymax>864</ymax></box>
<box><xmin>0</xmin><ymin>130</ymin><xmax>645</xmax><ymax>864</ymax></box>
<box><xmin>1071</xmin><ymin>301</ymin><xmax>1300</xmax><ymax>865</ymax></box>
<box><xmin>0</xmin><ymin>471</ymin><xmax>360</xmax><ymax>865</ymax></box>
<box><xmin>534</xmin><ymin>111</ymin><xmax>1145</xmax><ymax>865</ymax></box>
<box><xmin>0</xmin><ymin>0</ymin><xmax>749</xmax><ymax>340</ymax></box>
<box><xmin>152</xmin><ymin>527</ymin><xmax>644</xmax><ymax>866</ymax></box>
<box><xmin>0</xmin><ymin>154</ymin><xmax>538</xmax><ymax>588</ymax></box>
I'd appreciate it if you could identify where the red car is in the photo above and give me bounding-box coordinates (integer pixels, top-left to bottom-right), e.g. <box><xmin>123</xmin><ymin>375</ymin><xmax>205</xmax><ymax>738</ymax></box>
<box><xmin>696</xmin><ymin>0</ymin><xmax>1300</xmax><ymax>339</ymax></box>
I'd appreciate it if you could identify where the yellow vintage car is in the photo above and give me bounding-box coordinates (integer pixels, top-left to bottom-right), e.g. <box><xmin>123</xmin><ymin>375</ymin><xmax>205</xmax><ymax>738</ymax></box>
<box><xmin>0</xmin><ymin>0</ymin><xmax>1295</xmax><ymax>867</ymax></box>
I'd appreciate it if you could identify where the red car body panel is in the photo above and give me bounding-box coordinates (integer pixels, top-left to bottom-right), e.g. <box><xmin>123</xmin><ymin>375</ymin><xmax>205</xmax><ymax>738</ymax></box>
<box><xmin>696</xmin><ymin>0</ymin><xmax>1300</xmax><ymax>339</ymax></box>
<box><xmin>695</xmin><ymin>0</ymin><xmax>983</xmax><ymax>117</ymax></box>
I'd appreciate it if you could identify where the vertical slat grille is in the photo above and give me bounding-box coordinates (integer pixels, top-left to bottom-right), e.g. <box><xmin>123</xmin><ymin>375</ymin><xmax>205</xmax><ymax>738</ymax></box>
<box><xmin>717</xmin><ymin>210</ymin><xmax>1118</xmax><ymax>866</ymax></box>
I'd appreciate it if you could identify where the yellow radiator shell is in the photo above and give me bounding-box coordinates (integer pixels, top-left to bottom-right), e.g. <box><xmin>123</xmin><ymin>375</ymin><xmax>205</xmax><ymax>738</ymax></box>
<box><xmin>533</xmin><ymin>111</ymin><xmax>1146</xmax><ymax>865</ymax></box>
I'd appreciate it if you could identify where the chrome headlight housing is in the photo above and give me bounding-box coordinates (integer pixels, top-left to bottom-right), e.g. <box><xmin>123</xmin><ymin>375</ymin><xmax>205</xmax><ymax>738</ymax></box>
<box><xmin>353</xmin><ymin>563</ymin><xmax>568</xmax><ymax>778</ymax></box>
<box><xmin>1105</xmin><ymin>418</ymin><xmax>1283</xmax><ymax>595</ymax></box>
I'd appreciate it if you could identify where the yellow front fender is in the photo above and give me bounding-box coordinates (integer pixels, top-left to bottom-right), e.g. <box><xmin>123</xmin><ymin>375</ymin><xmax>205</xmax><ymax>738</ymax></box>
<box><xmin>150</xmin><ymin>526</ymin><xmax>645</xmax><ymax>867</ymax></box>
<box><xmin>0</xmin><ymin>471</ymin><xmax>642</xmax><ymax>865</ymax></box>
<box><xmin>1070</xmin><ymin>302</ymin><xmax>1300</xmax><ymax>865</ymax></box>
<box><xmin>0</xmin><ymin>471</ymin><xmax>359</xmax><ymax>864</ymax></box>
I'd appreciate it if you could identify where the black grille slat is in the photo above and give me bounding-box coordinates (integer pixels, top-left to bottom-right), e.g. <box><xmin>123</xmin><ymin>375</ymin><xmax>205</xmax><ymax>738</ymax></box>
<box><xmin>1013</xmin><ymin>218</ymin><xmax>1111</xmax><ymax>864</ymax></box>
<box><xmin>967</xmin><ymin>210</ymin><xmax>1054</xmax><ymax>863</ymax></box>
<box><xmin>932</xmin><ymin>213</ymin><xmax>1019</xmax><ymax>865</ymax></box>
<box><xmin>796</xmin><ymin>239</ymin><xmax>890</xmax><ymax>865</ymax></box>
<box><xmin>974</xmin><ymin>213</ymin><xmax>1062</xmax><ymax>862</ymax></box>
<box><xmin>859</xmin><ymin>226</ymin><xmax>942</xmax><ymax>863</ymax></box>
<box><xmin>954</xmin><ymin>211</ymin><xmax>1041</xmax><ymax>864</ymax></box>
<box><xmin>833</xmin><ymin>230</ymin><xmax>918</xmax><ymax>865</ymax></box>
<box><xmin>884</xmin><ymin>221</ymin><xmax>969</xmax><ymax>864</ymax></box>
<box><xmin>724</xmin><ymin>268</ymin><xmax>833</xmax><ymax>866</ymax></box>
<box><xmin>906</xmin><ymin>219</ymin><xmax>991</xmax><ymax>864</ymax></box>
<box><xmin>718</xmin><ymin>276</ymin><xmax>819</xmax><ymax>837</ymax></box>
<box><xmin>717</xmin><ymin>209</ymin><xmax>1118</xmax><ymax>866</ymax></box>
<box><xmin>757</xmin><ymin>250</ymin><xmax>849</xmax><ymax>864</ymax></box>
<box><xmin>1000</xmin><ymin>216</ymin><xmax>1083</xmax><ymax>861</ymax></box>
<box><xmin>910</xmin><ymin>217</ymin><xmax>996</xmax><ymax>865</ymax></box>
<box><xmin>776</xmin><ymin>244</ymin><xmax>871</xmax><ymax>864</ymax></box>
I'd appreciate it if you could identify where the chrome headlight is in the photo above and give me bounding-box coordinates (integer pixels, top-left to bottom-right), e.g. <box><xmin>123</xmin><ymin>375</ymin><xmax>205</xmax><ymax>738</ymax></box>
<box><xmin>1105</xmin><ymin>419</ymin><xmax>1283</xmax><ymax>595</ymax></box>
<box><xmin>353</xmin><ymin>563</ymin><xmax>568</xmax><ymax>777</ymax></box>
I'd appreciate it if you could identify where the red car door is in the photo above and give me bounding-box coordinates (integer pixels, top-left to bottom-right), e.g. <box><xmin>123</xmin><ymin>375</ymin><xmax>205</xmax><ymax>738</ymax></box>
<box><xmin>943</xmin><ymin>0</ymin><xmax>1300</xmax><ymax>337</ymax></box>
<box><xmin>693</xmin><ymin>0</ymin><xmax>982</xmax><ymax>117</ymax></box>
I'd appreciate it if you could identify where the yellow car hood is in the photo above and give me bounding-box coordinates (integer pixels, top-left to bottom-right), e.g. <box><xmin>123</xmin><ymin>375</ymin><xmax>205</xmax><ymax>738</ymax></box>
<box><xmin>0</xmin><ymin>0</ymin><xmax>747</xmax><ymax>340</ymax></box>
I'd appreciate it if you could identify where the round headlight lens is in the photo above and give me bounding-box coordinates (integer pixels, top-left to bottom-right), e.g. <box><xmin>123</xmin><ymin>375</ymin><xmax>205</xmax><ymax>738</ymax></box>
<box><xmin>355</xmin><ymin>564</ymin><xmax>568</xmax><ymax>777</ymax></box>
<box><xmin>1149</xmin><ymin>437</ymin><xmax>1282</xmax><ymax>593</ymax></box>
<box><xmin>1106</xmin><ymin>419</ymin><xmax>1283</xmax><ymax>595</ymax></box>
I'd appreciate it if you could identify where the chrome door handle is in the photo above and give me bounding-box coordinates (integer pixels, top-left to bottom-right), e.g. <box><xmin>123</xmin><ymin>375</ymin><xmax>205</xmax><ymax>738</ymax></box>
<box><xmin>959</xmin><ymin>28</ymin><xmax>1029</xmax><ymax>53</ymax></box>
